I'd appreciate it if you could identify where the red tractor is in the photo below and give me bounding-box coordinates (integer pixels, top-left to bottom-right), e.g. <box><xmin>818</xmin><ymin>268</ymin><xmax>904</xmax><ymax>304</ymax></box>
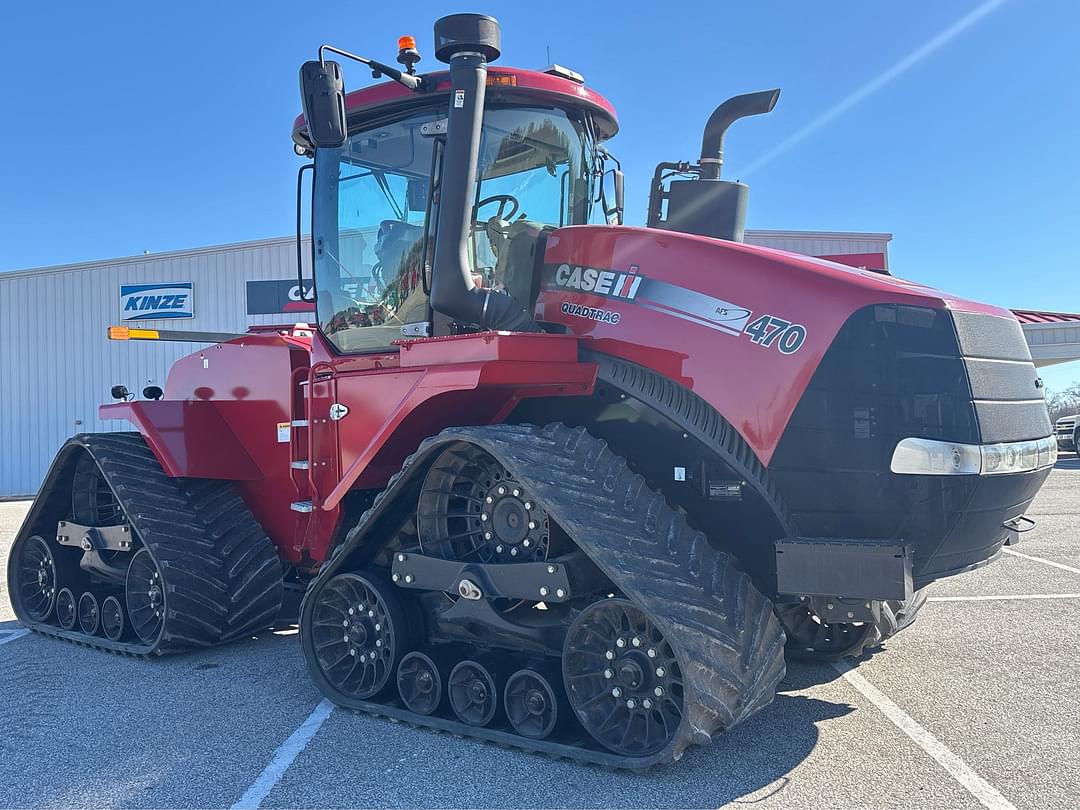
<box><xmin>9</xmin><ymin>14</ymin><xmax>1056</xmax><ymax>767</ymax></box>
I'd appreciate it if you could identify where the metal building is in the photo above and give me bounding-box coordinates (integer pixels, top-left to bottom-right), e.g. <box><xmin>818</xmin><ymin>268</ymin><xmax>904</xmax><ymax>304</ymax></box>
<box><xmin>4</xmin><ymin>227</ymin><xmax>1065</xmax><ymax>498</ymax></box>
<box><xmin>0</xmin><ymin>236</ymin><xmax>313</xmax><ymax>497</ymax></box>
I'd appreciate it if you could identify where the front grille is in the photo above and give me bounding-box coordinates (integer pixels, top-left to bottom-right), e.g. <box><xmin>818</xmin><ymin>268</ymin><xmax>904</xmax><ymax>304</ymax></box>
<box><xmin>951</xmin><ymin>311</ymin><xmax>1051</xmax><ymax>443</ymax></box>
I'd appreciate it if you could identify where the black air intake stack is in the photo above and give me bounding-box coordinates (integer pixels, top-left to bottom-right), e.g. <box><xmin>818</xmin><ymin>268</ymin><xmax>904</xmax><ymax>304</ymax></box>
<box><xmin>647</xmin><ymin>89</ymin><xmax>779</xmax><ymax>242</ymax></box>
<box><xmin>428</xmin><ymin>13</ymin><xmax>539</xmax><ymax>332</ymax></box>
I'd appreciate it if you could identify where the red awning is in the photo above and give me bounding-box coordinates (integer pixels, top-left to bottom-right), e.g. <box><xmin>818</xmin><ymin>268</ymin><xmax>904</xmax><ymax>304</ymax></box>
<box><xmin>1011</xmin><ymin>310</ymin><xmax>1080</xmax><ymax>324</ymax></box>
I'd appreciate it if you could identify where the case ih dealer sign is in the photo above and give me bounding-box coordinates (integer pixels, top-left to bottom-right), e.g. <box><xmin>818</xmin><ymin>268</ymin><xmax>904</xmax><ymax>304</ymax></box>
<box><xmin>120</xmin><ymin>282</ymin><xmax>194</xmax><ymax>320</ymax></box>
<box><xmin>246</xmin><ymin>279</ymin><xmax>315</xmax><ymax>315</ymax></box>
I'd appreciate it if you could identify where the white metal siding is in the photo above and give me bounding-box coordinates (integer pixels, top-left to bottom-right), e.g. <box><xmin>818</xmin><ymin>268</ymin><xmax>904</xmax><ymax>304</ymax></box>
<box><xmin>744</xmin><ymin>229</ymin><xmax>892</xmax><ymax>265</ymax></box>
<box><xmin>0</xmin><ymin>236</ymin><xmax>313</xmax><ymax>497</ymax></box>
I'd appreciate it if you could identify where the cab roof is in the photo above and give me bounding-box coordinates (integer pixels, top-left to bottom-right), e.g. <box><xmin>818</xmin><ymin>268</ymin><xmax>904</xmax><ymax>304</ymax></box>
<box><xmin>292</xmin><ymin>66</ymin><xmax>618</xmax><ymax>149</ymax></box>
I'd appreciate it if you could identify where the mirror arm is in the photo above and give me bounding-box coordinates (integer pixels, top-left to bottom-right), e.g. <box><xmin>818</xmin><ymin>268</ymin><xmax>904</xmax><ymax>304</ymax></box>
<box><xmin>318</xmin><ymin>44</ymin><xmax>428</xmax><ymax>92</ymax></box>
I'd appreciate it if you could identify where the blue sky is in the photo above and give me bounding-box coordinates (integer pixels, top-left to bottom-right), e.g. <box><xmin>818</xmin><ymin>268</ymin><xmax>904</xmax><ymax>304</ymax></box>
<box><xmin>1</xmin><ymin>1</ymin><xmax>1077</xmax><ymax>386</ymax></box>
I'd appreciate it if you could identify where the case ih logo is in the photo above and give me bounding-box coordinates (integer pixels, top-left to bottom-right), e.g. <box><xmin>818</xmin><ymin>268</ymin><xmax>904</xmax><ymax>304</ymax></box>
<box><xmin>119</xmin><ymin>283</ymin><xmax>193</xmax><ymax>320</ymax></box>
<box><xmin>552</xmin><ymin>263</ymin><xmax>643</xmax><ymax>300</ymax></box>
<box><xmin>246</xmin><ymin>279</ymin><xmax>316</xmax><ymax>315</ymax></box>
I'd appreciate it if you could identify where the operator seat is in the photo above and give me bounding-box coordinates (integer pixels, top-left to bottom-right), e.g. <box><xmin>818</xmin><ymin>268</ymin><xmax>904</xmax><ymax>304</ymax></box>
<box><xmin>488</xmin><ymin>219</ymin><xmax>550</xmax><ymax>313</ymax></box>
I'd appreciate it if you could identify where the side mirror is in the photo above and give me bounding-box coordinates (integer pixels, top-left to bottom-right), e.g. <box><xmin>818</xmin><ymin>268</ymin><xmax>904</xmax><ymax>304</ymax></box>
<box><xmin>299</xmin><ymin>60</ymin><xmax>347</xmax><ymax>148</ymax></box>
<box><xmin>601</xmin><ymin>168</ymin><xmax>625</xmax><ymax>225</ymax></box>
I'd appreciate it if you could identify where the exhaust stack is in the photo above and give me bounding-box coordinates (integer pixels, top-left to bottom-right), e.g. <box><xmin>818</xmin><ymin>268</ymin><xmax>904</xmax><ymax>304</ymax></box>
<box><xmin>427</xmin><ymin>13</ymin><xmax>539</xmax><ymax>332</ymax></box>
<box><xmin>647</xmin><ymin>89</ymin><xmax>780</xmax><ymax>242</ymax></box>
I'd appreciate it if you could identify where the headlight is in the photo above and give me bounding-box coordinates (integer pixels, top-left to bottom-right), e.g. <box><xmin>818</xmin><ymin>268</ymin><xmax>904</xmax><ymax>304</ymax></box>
<box><xmin>891</xmin><ymin>436</ymin><xmax>1057</xmax><ymax>476</ymax></box>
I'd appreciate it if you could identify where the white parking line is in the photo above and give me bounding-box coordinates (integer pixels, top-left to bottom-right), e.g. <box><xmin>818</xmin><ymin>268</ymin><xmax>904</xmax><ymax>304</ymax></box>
<box><xmin>929</xmin><ymin>593</ymin><xmax>1080</xmax><ymax>602</ymax></box>
<box><xmin>0</xmin><ymin>629</ymin><xmax>29</xmax><ymax>645</ymax></box>
<box><xmin>230</xmin><ymin>699</ymin><xmax>335</xmax><ymax>810</ymax></box>
<box><xmin>833</xmin><ymin>660</ymin><xmax>1016</xmax><ymax>810</ymax></box>
<box><xmin>1003</xmin><ymin>547</ymin><xmax>1080</xmax><ymax>576</ymax></box>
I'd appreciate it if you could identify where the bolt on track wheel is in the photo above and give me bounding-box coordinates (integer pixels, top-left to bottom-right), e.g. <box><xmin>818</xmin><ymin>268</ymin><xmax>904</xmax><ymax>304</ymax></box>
<box><xmin>126</xmin><ymin>548</ymin><xmax>165</xmax><ymax>644</ymax></box>
<box><xmin>504</xmin><ymin>669</ymin><xmax>560</xmax><ymax>739</ymax></box>
<box><xmin>55</xmin><ymin>588</ymin><xmax>77</xmax><ymax>630</ymax></box>
<box><xmin>101</xmin><ymin>596</ymin><xmax>125</xmax><ymax>641</ymax></box>
<box><xmin>78</xmin><ymin>592</ymin><xmax>100</xmax><ymax>635</ymax></box>
<box><xmin>563</xmin><ymin>598</ymin><xmax>686</xmax><ymax>757</ymax></box>
<box><xmin>14</xmin><ymin>535</ymin><xmax>58</xmax><ymax>622</ymax></box>
<box><xmin>397</xmin><ymin>652</ymin><xmax>443</xmax><ymax>716</ymax></box>
<box><xmin>71</xmin><ymin>454</ymin><xmax>123</xmax><ymax>526</ymax></box>
<box><xmin>309</xmin><ymin>572</ymin><xmax>409</xmax><ymax>701</ymax></box>
<box><xmin>417</xmin><ymin>444</ymin><xmax>552</xmax><ymax>566</ymax></box>
<box><xmin>774</xmin><ymin>601</ymin><xmax>874</xmax><ymax>660</ymax></box>
<box><xmin>449</xmin><ymin>660</ymin><xmax>499</xmax><ymax>726</ymax></box>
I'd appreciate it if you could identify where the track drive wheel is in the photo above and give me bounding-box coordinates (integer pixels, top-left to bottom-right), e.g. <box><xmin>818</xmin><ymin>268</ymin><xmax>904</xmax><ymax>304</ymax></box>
<box><xmin>12</xmin><ymin>535</ymin><xmax>59</xmax><ymax>622</ymax></box>
<box><xmin>397</xmin><ymin>652</ymin><xmax>443</xmax><ymax>716</ymax></box>
<box><xmin>563</xmin><ymin>598</ymin><xmax>685</xmax><ymax>757</ymax></box>
<box><xmin>306</xmin><ymin>572</ymin><xmax>410</xmax><ymax>701</ymax></box>
<box><xmin>504</xmin><ymin>669</ymin><xmax>561</xmax><ymax>740</ymax></box>
<box><xmin>775</xmin><ymin>589</ymin><xmax>930</xmax><ymax>661</ymax></box>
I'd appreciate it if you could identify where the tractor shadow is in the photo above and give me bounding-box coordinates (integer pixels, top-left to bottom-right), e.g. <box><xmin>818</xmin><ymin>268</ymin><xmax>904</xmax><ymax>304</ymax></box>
<box><xmin>571</xmin><ymin>661</ymin><xmax>855</xmax><ymax>808</ymax></box>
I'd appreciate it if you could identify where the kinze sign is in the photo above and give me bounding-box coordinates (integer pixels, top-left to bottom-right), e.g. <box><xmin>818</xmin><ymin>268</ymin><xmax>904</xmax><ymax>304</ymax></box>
<box><xmin>119</xmin><ymin>282</ymin><xmax>194</xmax><ymax>320</ymax></box>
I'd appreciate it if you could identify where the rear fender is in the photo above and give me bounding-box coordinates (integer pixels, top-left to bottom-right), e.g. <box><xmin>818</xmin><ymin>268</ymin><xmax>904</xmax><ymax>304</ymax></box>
<box><xmin>99</xmin><ymin>401</ymin><xmax>261</xmax><ymax>480</ymax></box>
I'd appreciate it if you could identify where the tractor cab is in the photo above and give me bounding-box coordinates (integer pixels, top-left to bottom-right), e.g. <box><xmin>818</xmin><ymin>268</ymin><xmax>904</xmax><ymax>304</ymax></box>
<box><xmin>293</xmin><ymin>30</ymin><xmax>620</xmax><ymax>354</ymax></box>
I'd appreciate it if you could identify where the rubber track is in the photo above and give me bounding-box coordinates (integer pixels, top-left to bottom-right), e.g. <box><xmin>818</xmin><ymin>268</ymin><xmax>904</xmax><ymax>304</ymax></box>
<box><xmin>10</xmin><ymin>433</ymin><xmax>283</xmax><ymax>656</ymax></box>
<box><xmin>301</xmin><ymin>423</ymin><xmax>787</xmax><ymax>769</ymax></box>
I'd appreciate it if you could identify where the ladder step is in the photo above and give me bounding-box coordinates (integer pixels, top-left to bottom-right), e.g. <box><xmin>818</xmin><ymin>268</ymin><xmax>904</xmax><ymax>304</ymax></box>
<box><xmin>291</xmin><ymin>419</ymin><xmax>309</xmax><ymax>428</ymax></box>
<box><xmin>290</xmin><ymin>460</ymin><xmax>310</xmax><ymax>470</ymax></box>
<box><xmin>290</xmin><ymin>501</ymin><xmax>313</xmax><ymax>513</ymax></box>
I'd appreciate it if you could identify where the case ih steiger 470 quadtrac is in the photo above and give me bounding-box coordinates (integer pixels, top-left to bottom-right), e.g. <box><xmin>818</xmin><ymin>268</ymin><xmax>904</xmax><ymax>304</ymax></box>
<box><xmin>9</xmin><ymin>14</ymin><xmax>1057</xmax><ymax>767</ymax></box>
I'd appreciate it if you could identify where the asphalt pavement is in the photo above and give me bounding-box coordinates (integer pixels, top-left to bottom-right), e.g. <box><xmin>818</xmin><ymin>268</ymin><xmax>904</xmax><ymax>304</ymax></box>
<box><xmin>1</xmin><ymin>457</ymin><xmax>1078</xmax><ymax>809</ymax></box>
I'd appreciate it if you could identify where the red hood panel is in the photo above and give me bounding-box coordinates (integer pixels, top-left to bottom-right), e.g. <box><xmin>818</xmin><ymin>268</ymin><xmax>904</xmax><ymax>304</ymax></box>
<box><xmin>536</xmin><ymin>226</ymin><xmax>1013</xmax><ymax>464</ymax></box>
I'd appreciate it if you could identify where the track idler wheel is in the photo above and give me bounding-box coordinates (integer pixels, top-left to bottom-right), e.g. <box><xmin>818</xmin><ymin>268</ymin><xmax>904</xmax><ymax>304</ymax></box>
<box><xmin>504</xmin><ymin>669</ymin><xmax>562</xmax><ymax>740</ymax></box>
<box><xmin>563</xmin><ymin>598</ymin><xmax>686</xmax><ymax>757</ymax></box>
<box><xmin>78</xmin><ymin>592</ymin><xmax>101</xmax><ymax>635</ymax></box>
<box><xmin>397</xmin><ymin>651</ymin><xmax>443</xmax><ymax>716</ymax></box>
<box><xmin>308</xmin><ymin>572</ymin><xmax>410</xmax><ymax>701</ymax></box>
<box><xmin>55</xmin><ymin>588</ymin><xmax>77</xmax><ymax>630</ymax></box>
<box><xmin>126</xmin><ymin>548</ymin><xmax>165</xmax><ymax>644</ymax></box>
<box><xmin>101</xmin><ymin>595</ymin><xmax>126</xmax><ymax>641</ymax></box>
<box><xmin>449</xmin><ymin>660</ymin><xmax>501</xmax><ymax>727</ymax></box>
<box><xmin>13</xmin><ymin>535</ymin><xmax>59</xmax><ymax>622</ymax></box>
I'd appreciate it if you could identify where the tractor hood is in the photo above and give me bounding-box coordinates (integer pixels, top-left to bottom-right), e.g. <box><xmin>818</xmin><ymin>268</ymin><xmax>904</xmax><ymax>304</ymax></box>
<box><xmin>535</xmin><ymin>225</ymin><xmax>1033</xmax><ymax>464</ymax></box>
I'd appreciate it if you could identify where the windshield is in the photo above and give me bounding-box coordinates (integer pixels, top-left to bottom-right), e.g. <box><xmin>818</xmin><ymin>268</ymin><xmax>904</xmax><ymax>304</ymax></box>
<box><xmin>312</xmin><ymin>104</ymin><xmax>597</xmax><ymax>353</ymax></box>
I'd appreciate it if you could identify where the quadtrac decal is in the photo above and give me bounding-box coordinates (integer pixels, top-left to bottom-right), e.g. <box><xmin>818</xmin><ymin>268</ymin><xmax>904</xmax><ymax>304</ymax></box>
<box><xmin>545</xmin><ymin>263</ymin><xmax>807</xmax><ymax>352</ymax></box>
<box><xmin>119</xmin><ymin>282</ymin><xmax>194</xmax><ymax>321</ymax></box>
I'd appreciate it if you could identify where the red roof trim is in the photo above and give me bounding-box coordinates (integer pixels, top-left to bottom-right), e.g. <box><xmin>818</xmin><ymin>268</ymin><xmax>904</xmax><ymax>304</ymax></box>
<box><xmin>1011</xmin><ymin>309</ymin><xmax>1080</xmax><ymax>324</ymax></box>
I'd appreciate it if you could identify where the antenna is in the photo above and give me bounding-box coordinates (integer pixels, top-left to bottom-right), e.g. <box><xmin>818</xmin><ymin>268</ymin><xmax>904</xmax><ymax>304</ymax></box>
<box><xmin>546</xmin><ymin>45</ymin><xmax>551</xmax><ymax>64</ymax></box>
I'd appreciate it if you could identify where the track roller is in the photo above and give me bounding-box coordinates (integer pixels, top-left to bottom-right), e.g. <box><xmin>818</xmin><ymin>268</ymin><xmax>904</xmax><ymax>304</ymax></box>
<box><xmin>504</xmin><ymin>669</ymin><xmax>562</xmax><ymax>740</ymax></box>
<box><xmin>306</xmin><ymin>572</ymin><xmax>410</xmax><ymax>701</ymax></box>
<box><xmin>12</xmin><ymin>535</ymin><xmax>58</xmax><ymax>622</ymax></box>
<box><xmin>449</xmin><ymin>660</ymin><xmax>501</xmax><ymax>727</ymax></box>
<box><xmin>78</xmin><ymin>592</ymin><xmax>101</xmax><ymax>635</ymax></box>
<box><xmin>56</xmin><ymin>588</ymin><xmax>77</xmax><ymax>630</ymax></box>
<box><xmin>397</xmin><ymin>651</ymin><xmax>444</xmax><ymax>716</ymax></box>
<box><xmin>563</xmin><ymin>598</ymin><xmax>685</xmax><ymax>757</ymax></box>
<box><xmin>101</xmin><ymin>595</ymin><xmax>126</xmax><ymax>641</ymax></box>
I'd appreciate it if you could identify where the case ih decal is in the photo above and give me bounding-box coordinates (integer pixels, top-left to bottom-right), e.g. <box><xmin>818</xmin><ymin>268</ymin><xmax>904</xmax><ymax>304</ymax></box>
<box><xmin>546</xmin><ymin>263</ymin><xmax>807</xmax><ymax>351</ymax></box>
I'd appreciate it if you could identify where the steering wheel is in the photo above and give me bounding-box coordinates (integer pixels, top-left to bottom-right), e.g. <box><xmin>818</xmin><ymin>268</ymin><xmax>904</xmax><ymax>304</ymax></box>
<box><xmin>474</xmin><ymin>193</ymin><xmax>520</xmax><ymax>224</ymax></box>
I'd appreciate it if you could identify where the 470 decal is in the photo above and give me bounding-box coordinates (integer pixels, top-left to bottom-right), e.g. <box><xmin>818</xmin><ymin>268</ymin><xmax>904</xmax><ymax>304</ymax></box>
<box><xmin>742</xmin><ymin>314</ymin><xmax>807</xmax><ymax>354</ymax></box>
